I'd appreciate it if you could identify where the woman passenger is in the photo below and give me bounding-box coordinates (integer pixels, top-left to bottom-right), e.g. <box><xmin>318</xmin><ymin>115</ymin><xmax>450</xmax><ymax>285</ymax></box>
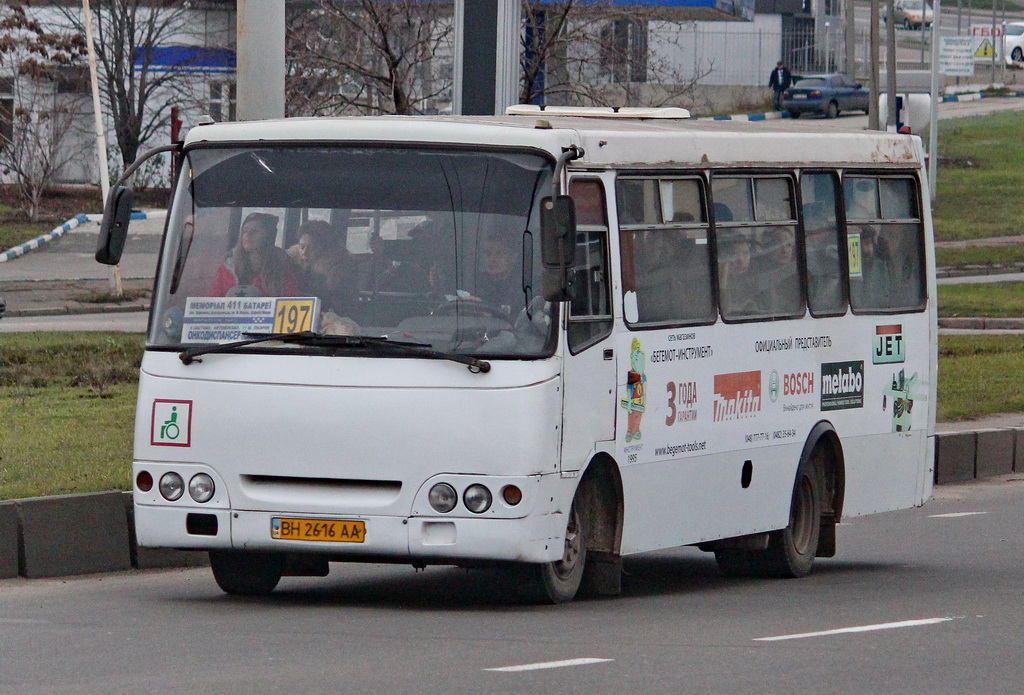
<box><xmin>211</xmin><ymin>212</ymin><xmax>298</xmax><ymax>297</ymax></box>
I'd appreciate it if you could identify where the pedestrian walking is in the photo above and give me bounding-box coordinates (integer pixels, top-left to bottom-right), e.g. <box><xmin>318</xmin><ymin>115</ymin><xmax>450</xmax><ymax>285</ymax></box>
<box><xmin>768</xmin><ymin>61</ymin><xmax>792</xmax><ymax>111</ymax></box>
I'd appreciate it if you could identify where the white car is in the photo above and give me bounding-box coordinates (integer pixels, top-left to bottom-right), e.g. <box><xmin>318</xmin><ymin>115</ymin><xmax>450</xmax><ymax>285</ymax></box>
<box><xmin>1005</xmin><ymin>22</ymin><xmax>1024</xmax><ymax>65</ymax></box>
<box><xmin>890</xmin><ymin>0</ymin><xmax>933</xmax><ymax>30</ymax></box>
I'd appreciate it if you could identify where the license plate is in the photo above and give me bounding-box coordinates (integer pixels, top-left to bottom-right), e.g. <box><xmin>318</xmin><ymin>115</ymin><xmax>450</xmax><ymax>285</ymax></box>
<box><xmin>271</xmin><ymin>517</ymin><xmax>366</xmax><ymax>542</ymax></box>
<box><xmin>791</xmin><ymin>94</ymin><xmax>807</xmax><ymax>99</ymax></box>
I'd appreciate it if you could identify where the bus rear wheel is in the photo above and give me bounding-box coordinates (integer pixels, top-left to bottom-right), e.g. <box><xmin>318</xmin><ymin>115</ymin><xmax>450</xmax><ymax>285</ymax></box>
<box><xmin>210</xmin><ymin>550</ymin><xmax>285</xmax><ymax>596</ymax></box>
<box><xmin>532</xmin><ymin>500</ymin><xmax>587</xmax><ymax>603</ymax></box>
<box><xmin>715</xmin><ymin>454</ymin><xmax>822</xmax><ymax>579</ymax></box>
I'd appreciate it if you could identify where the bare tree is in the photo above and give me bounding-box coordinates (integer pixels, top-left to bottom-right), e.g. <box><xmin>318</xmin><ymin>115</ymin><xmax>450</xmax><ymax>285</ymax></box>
<box><xmin>49</xmin><ymin>0</ymin><xmax>197</xmax><ymax>170</ymax></box>
<box><xmin>0</xmin><ymin>4</ymin><xmax>90</xmax><ymax>220</ymax></box>
<box><xmin>521</xmin><ymin>0</ymin><xmax>714</xmax><ymax>109</ymax></box>
<box><xmin>286</xmin><ymin>0</ymin><xmax>453</xmax><ymax>116</ymax></box>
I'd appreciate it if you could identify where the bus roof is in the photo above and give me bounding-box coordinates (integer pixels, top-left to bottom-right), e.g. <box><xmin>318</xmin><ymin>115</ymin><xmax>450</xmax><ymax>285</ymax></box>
<box><xmin>185</xmin><ymin>114</ymin><xmax>924</xmax><ymax>170</ymax></box>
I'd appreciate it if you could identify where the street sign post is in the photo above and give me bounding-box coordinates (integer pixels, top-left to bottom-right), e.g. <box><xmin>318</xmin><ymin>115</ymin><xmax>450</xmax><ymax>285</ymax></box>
<box><xmin>940</xmin><ymin>36</ymin><xmax>976</xmax><ymax>76</ymax></box>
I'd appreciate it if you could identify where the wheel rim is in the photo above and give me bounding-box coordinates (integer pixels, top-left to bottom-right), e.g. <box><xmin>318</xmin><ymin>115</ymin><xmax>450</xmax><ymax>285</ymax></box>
<box><xmin>790</xmin><ymin>475</ymin><xmax>816</xmax><ymax>556</ymax></box>
<box><xmin>1014</xmin><ymin>48</ymin><xmax>1023</xmax><ymax>62</ymax></box>
<box><xmin>552</xmin><ymin>506</ymin><xmax>584</xmax><ymax>580</ymax></box>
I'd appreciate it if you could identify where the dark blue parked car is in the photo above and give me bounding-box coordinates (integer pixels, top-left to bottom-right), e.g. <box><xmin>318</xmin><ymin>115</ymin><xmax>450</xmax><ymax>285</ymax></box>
<box><xmin>782</xmin><ymin>73</ymin><xmax>870</xmax><ymax>119</ymax></box>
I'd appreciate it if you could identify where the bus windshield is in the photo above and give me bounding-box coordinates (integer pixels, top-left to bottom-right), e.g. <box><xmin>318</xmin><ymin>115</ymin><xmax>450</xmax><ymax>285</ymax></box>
<box><xmin>151</xmin><ymin>145</ymin><xmax>557</xmax><ymax>359</ymax></box>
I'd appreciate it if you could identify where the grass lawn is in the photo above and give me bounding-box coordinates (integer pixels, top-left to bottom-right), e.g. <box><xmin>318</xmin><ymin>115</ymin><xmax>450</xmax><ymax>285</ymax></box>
<box><xmin>937</xmin><ymin>281</ymin><xmax>1024</xmax><ymax>318</ymax></box>
<box><xmin>0</xmin><ymin>333</ymin><xmax>142</xmax><ymax>500</ymax></box>
<box><xmin>0</xmin><ymin>385</ymin><xmax>136</xmax><ymax>500</ymax></box>
<box><xmin>938</xmin><ymin>334</ymin><xmax>1024</xmax><ymax>421</ymax></box>
<box><xmin>934</xmin><ymin>110</ymin><xmax>1024</xmax><ymax>244</ymax></box>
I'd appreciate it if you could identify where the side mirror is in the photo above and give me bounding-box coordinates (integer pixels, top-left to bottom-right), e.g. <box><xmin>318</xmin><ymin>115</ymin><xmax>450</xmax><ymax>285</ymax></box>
<box><xmin>540</xmin><ymin>195</ymin><xmax>576</xmax><ymax>301</ymax></box>
<box><xmin>95</xmin><ymin>185</ymin><xmax>134</xmax><ymax>265</ymax></box>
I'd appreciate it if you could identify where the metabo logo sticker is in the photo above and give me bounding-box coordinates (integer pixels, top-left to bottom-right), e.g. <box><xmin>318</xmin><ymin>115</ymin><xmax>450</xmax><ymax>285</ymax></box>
<box><xmin>820</xmin><ymin>361</ymin><xmax>864</xmax><ymax>411</ymax></box>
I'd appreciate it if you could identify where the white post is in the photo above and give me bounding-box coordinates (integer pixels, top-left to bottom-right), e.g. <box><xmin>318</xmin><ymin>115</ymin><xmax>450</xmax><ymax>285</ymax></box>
<box><xmin>82</xmin><ymin>0</ymin><xmax>121</xmax><ymax>295</ymax></box>
<box><xmin>929</xmin><ymin>0</ymin><xmax>942</xmax><ymax>200</ymax></box>
<box><xmin>236</xmin><ymin>0</ymin><xmax>285</xmax><ymax>121</ymax></box>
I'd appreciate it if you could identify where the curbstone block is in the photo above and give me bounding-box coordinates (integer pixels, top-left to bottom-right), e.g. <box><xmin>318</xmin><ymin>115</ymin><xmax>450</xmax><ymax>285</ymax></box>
<box><xmin>17</xmin><ymin>492</ymin><xmax>132</xmax><ymax>578</ymax></box>
<box><xmin>935</xmin><ymin>432</ymin><xmax>976</xmax><ymax>485</ymax></box>
<box><xmin>975</xmin><ymin>428</ymin><xmax>1015</xmax><ymax>479</ymax></box>
<box><xmin>0</xmin><ymin>502</ymin><xmax>19</xmax><ymax>579</ymax></box>
<box><xmin>1014</xmin><ymin>428</ymin><xmax>1024</xmax><ymax>473</ymax></box>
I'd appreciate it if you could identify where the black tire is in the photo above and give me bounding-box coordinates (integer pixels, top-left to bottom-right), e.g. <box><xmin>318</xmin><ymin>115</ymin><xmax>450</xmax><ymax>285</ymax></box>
<box><xmin>903</xmin><ymin>18</ymin><xmax>912</xmax><ymax>30</ymax></box>
<box><xmin>825</xmin><ymin>101</ymin><xmax>839</xmax><ymax>119</ymax></box>
<box><xmin>532</xmin><ymin>500</ymin><xmax>587</xmax><ymax>603</ymax></box>
<box><xmin>761</xmin><ymin>455</ymin><xmax>823</xmax><ymax>578</ymax></box>
<box><xmin>716</xmin><ymin>453</ymin><xmax>823</xmax><ymax>579</ymax></box>
<box><xmin>1013</xmin><ymin>47</ymin><xmax>1023</xmax><ymax>62</ymax></box>
<box><xmin>788</xmin><ymin>110</ymin><xmax>800</xmax><ymax>119</ymax></box>
<box><xmin>209</xmin><ymin>550</ymin><xmax>285</xmax><ymax>596</ymax></box>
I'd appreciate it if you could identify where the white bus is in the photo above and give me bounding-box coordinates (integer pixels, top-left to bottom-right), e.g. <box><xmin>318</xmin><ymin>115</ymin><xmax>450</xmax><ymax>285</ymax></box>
<box><xmin>98</xmin><ymin>108</ymin><xmax>936</xmax><ymax>602</ymax></box>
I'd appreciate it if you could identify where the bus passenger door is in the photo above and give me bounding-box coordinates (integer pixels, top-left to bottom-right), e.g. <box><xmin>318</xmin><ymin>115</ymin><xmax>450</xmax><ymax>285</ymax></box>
<box><xmin>560</xmin><ymin>178</ymin><xmax>616</xmax><ymax>472</ymax></box>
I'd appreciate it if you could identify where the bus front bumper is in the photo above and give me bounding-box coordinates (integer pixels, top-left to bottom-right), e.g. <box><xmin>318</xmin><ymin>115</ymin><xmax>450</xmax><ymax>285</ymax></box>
<box><xmin>133</xmin><ymin>504</ymin><xmax>567</xmax><ymax>564</ymax></box>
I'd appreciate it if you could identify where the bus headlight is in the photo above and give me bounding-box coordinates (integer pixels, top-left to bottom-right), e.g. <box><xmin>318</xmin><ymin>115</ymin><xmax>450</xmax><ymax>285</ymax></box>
<box><xmin>159</xmin><ymin>472</ymin><xmax>185</xmax><ymax>501</ymax></box>
<box><xmin>188</xmin><ymin>473</ymin><xmax>216</xmax><ymax>503</ymax></box>
<box><xmin>463</xmin><ymin>484</ymin><xmax>492</xmax><ymax>514</ymax></box>
<box><xmin>428</xmin><ymin>483</ymin><xmax>457</xmax><ymax>513</ymax></box>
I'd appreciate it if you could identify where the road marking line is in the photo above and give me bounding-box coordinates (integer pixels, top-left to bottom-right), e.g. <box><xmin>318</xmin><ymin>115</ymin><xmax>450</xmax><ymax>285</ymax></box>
<box><xmin>485</xmin><ymin>658</ymin><xmax>614</xmax><ymax>672</ymax></box>
<box><xmin>754</xmin><ymin>617</ymin><xmax>955</xmax><ymax>642</ymax></box>
<box><xmin>0</xmin><ymin>618</ymin><xmax>48</xmax><ymax>624</ymax></box>
<box><xmin>929</xmin><ymin>512</ymin><xmax>988</xmax><ymax>518</ymax></box>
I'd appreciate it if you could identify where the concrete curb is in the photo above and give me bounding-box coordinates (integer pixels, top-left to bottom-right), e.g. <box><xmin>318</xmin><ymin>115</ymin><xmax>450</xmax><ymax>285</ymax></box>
<box><xmin>939</xmin><ymin>317</ymin><xmax>1024</xmax><ymax>330</ymax></box>
<box><xmin>0</xmin><ymin>427</ymin><xmax>1016</xmax><ymax>579</ymax></box>
<box><xmin>0</xmin><ymin>209</ymin><xmax>166</xmax><ymax>263</ymax></box>
<box><xmin>0</xmin><ymin>492</ymin><xmax>206</xmax><ymax>580</ymax></box>
<box><xmin>0</xmin><ymin>214</ymin><xmax>90</xmax><ymax>263</ymax></box>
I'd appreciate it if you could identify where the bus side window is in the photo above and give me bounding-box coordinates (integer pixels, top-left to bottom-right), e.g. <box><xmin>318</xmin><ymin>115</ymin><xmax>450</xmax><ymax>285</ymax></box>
<box><xmin>567</xmin><ymin>179</ymin><xmax>612</xmax><ymax>353</ymax></box>
<box><xmin>845</xmin><ymin>175</ymin><xmax>926</xmax><ymax>313</ymax></box>
<box><xmin>713</xmin><ymin>175</ymin><xmax>803</xmax><ymax>321</ymax></box>
<box><xmin>801</xmin><ymin>172</ymin><xmax>847</xmax><ymax>316</ymax></box>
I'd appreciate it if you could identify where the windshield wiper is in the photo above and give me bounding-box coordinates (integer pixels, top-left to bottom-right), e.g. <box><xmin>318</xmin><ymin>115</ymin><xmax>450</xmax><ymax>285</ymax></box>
<box><xmin>178</xmin><ymin>331</ymin><xmax>491</xmax><ymax>373</ymax></box>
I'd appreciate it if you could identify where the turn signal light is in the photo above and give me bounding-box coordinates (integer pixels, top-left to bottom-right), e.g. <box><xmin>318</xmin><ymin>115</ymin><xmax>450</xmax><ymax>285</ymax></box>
<box><xmin>502</xmin><ymin>485</ymin><xmax>523</xmax><ymax>506</ymax></box>
<box><xmin>136</xmin><ymin>470</ymin><xmax>153</xmax><ymax>492</ymax></box>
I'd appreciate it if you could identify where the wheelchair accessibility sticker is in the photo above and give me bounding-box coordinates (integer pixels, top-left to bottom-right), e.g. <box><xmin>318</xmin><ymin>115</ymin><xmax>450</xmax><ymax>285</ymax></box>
<box><xmin>151</xmin><ymin>399</ymin><xmax>192</xmax><ymax>447</ymax></box>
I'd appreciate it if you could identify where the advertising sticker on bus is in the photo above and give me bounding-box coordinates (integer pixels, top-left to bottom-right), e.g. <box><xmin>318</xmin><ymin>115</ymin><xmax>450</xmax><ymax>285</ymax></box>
<box><xmin>620</xmin><ymin>338</ymin><xmax>648</xmax><ymax>442</ymax></box>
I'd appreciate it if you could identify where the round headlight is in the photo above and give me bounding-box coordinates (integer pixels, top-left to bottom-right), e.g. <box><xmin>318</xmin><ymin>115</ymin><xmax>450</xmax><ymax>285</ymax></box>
<box><xmin>428</xmin><ymin>483</ymin><xmax>457</xmax><ymax>513</ymax></box>
<box><xmin>188</xmin><ymin>473</ymin><xmax>216</xmax><ymax>503</ymax></box>
<box><xmin>463</xmin><ymin>484</ymin><xmax>492</xmax><ymax>514</ymax></box>
<box><xmin>159</xmin><ymin>472</ymin><xmax>185</xmax><ymax>501</ymax></box>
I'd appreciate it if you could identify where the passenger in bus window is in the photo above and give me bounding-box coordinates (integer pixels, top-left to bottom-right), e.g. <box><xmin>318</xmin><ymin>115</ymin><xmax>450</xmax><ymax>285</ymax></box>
<box><xmin>762</xmin><ymin>227</ymin><xmax>801</xmax><ymax>314</ymax></box>
<box><xmin>288</xmin><ymin>220</ymin><xmax>358</xmax><ymax>321</ymax></box>
<box><xmin>475</xmin><ymin>234</ymin><xmax>523</xmax><ymax>314</ymax></box>
<box><xmin>804</xmin><ymin>216</ymin><xmax>844</xmax><ymax>313</ymax></box>
<box><xmin>718</xmin><ymin>234</ymin><xmax>760</xmax><ymax>316</ymax></box>
<box><xmin>855</xmin><ymin>226</ymin><xmax>894</xmax><ymax>308</ymax></box>
<box><xmin>210</xmin><ymin>212</ymin><xmax>298</xmax><ymax>298</ymax></box>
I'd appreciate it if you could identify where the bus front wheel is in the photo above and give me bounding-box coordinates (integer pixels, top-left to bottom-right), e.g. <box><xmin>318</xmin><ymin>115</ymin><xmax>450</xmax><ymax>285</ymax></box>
<box><xmin>533</xmin><ymin>501</ymin><xmax>587</xmax><ymax>603</ymax></box>
<box><xmin>210</xmin><ymin>550</ymin><xmax>285</xmax><ymax>596</ymax></box>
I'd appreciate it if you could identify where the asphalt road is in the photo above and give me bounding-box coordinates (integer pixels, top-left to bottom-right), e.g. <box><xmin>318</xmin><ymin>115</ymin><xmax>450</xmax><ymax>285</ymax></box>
<box><xmin>0</xmin><ymin>475</ymin><xmax>1021</xmax><ymax>695</ymax></box>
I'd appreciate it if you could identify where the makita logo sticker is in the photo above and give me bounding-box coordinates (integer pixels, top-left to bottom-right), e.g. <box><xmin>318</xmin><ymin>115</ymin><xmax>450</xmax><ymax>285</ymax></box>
<box><xmin>820</xmin><ymin>361</ymin><xmax>864</xmax><ymax>411</ymax></box>
<box><xmin>713</xmin><ymin>371</ymin><xmax>761</xmax><ymax>422</ymax></box>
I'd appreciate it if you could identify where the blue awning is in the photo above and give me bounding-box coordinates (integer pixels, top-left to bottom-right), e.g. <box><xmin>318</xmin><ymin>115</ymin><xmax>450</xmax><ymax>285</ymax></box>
<box><xmin>133</xmin><ymin>45</ymin><xmax>236</xmax><ymax>74</ymax></box>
